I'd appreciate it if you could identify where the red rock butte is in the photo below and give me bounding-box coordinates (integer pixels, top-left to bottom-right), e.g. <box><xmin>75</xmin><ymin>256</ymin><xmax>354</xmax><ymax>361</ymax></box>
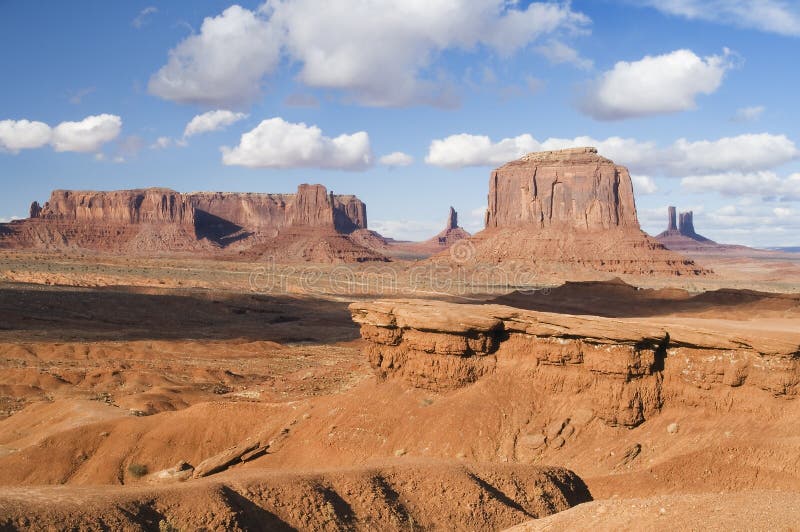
<box><xmin>436</xmin><ymin>147</ymin><xmax>711</xmax><ymax>278</ymax></box>
<box><xmin>486</xmin><ymin>147</ymin><xmax>638</xmax><ymax>231</ymax></box>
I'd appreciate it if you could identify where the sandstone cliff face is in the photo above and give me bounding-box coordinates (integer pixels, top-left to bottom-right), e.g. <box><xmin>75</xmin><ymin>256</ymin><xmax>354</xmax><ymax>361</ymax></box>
<box><xmin>485</xmin><ymin>147</ymin><xmax>638</xmax><ymax>231</ymax></box>
<box><xmin>1</xmin><ymin>185</ymin><xmax>378</xmax><ymax>261</ymax></box>
<box><xmin>187</xmin><ymin>184</ymin><xmax>366</xmax><ymax>233</ymax></box>
<box><xmin>39</xmin><ymin>189</ymin><xmax>194</xmax><ymax>226</ymax></box>
<box><xmin>351</xmin><ymin>299</ymin><xmax>800</xmax><ymax>427</ymax></box>
<box><xmin>431</xmin><ymin>147</ymin><xmax>710</xmax><ymax>278</ymax></box>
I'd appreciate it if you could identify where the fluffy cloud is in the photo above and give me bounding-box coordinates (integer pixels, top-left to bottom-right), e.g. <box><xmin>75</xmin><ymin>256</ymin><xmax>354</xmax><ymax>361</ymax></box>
<box><xmin>51</xmin><ymin>114</ymin><xmax>122</xmax><ymax>153</ymax></box>
<box><xmin>148</xmin><ymin>5</ymin><xmax>281</xmax><ymax>106</ymax></box>
<box><xmin>183</xmin><ymin>110</ymin><xmax>247</xmax><ymax>138</ymax></box>
<box><xmin>221</xmin><ymin>117</ymin><xmax>371</xmax><ymax>170</ymax></box>
<box><xmin>425</xmin><ymin>132</ymin><xmax>798</xmax><ymax>177</ymax></box>
<box><xmin>639</xmin><ymin>0</ymin><xmax>800</xmax><ymax>36</ymax></box>
<box><xmin>1</xmin><ymin>115</ymin><xmax>121</xmax><ymax>154</ymax></box>
<box><xmin>579</xmin><ymin>49</ymin><xmax>733</xmax><ymax>120</ymax></box>
<box><xmin>0</xmin><ymin>119</ymin><xmax>52</xmax><ymax>153</ymax></box>
<box><xmin>538</xmin><ymin>133</ymin><xmax>797</xmax><ymax>176</ymax></box>
<box><xmin>425</xmin><ymin>133</ymin><xmax>538</xmax><ymax>168</ymax></box>
<box><xmin>268</xmin><ymin>0</ymin><xmax>588</xmax><ymax>106</ymax></box>
<box><xmin>150</xmin><ymin>1</ymin><xmax>589</xmax><ymax>107</ymax></box>
<box><xmin>669</xmin><ymin>134</ymin><xmax>797</xmax><ymax>175</ymax></box>
<box><xmin>733</xmin><ymin>105</ymin><xmax>765</xmax><ymax>122</ymax></box>
<box><xmin>379</xmin><ymin>152</ymin><xmax>414</xmax><ymax>167</ymax></box>
<box><xmin>681</xmin><ymin>171</ymin><xmax>800</xmax><ymax>200</ymax></box>
<box><xmin>631</xmin><ymin>175</ymin><xmax>658</xmax><ymax>194</ymax></box>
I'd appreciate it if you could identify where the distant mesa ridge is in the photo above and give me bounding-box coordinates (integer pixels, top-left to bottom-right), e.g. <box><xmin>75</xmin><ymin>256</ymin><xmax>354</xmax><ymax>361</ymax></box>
<box><xmin>28</xmin><ymin>185</ymin><xmax>367</xmax><ymax>234</ymax></box>
<box><xmin>3</xmin><ymin>184</ymin><xmax>383</xmax><ymax>262</ymax></box>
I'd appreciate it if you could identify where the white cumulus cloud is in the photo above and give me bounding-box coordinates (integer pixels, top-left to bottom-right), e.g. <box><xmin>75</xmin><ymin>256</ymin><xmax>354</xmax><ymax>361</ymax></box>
<box><xmin>150</xmin><ymin>1</ymin><xmax>589</xmax><ymax>108</ymax></box>
<box><xmin>425</xmin><ymin>132</ymin><xmax>798</xmax><ymax>176</ymax></box>
<box><xmin>379</xmin><ymin>152</ymin><xmax>414</xmax><ymax>167</ymax></box>
<box><xmin>148</xmin><ymin>5</ymin><xmax>281</xmax><ymax>106</ymax></box>
<box><xmin>51</xmin><ymin>114</ymin><xmax>122</xmax><ymax>153</ymax></box>
<box><xmin>269</xmin><ymin>0</ymin><xmax>589</xmax><ymax>107</ymax></box>
<box><xmin>631</xmin><ymin>175</ymin><xmax>658</xmax><ymax>194</ymax></box>
<box><xmin>579</xmin><ymin>49</ymin><xmax>734</xmax><ymax>120</ymax></box>
<box><xmin>681</xmin><ymin>171</ymin><xmax>800</xmax><ymax>200</ymax></box>
<box><xmin>537</xmin><ymin>133</ymin><xmax>797</xmax><ymax>176</ymax></box>
<box><xmin>183</xmin><ymin>109</ymin><xmax>248</xmax><ymax>138</ymax></box>
<box><xmin>221</xmin><ymin>117</ymin><xmax>372</xmax><ymax>170</ymax></box>
<box><xmin>1</xmin><ymin>115</ymin><xmax>122</xmax><ymax>154</ymax></box>
<box><xmin>425</xmin><ymin>133</ymin><xmax>539</xmax><ymax>168</ymax></box>
<box><xmin>669</xmin><ymin>133</ymin><xmax>797</xmax><ymax>175</ymax></box>
<box><xmin>0</xmin><ymin>119</ymin><xmax>52</xmax><ymax>153</ymax></box>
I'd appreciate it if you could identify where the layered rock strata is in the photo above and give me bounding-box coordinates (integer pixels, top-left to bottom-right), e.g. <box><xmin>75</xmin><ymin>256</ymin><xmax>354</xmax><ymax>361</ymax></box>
<box><xmin>1</xmin><ymin>185</ymin><xmax>380</xmax><ymax>261</ymax></box>
<box><xmin>350</xmin><ymin>299</ymin><xmax>800</xmax><ymax>427</ymax></box>
<box><xmin>435</xmin><ymin>148</ymin><xmax>710</xmax><ymax>277</ymax></box>
<box><xmin>485</xmin><ymin>147</ymin><xmax>638</xmax><ymax>230</ymax></box>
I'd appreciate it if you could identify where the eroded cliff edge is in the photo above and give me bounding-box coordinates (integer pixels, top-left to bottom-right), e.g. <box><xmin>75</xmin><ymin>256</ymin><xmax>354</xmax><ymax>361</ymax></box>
<box><xmin>350</xmin><ymin>299</ymin><xmax>800</xmax><ymax>428</ymax></box>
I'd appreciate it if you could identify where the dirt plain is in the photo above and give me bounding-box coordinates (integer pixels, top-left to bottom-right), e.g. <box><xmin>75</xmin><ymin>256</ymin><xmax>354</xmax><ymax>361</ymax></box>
<box><xmin>0</xmin><ymin>247</ymin><xmax>799</xmax><ymax>530</ymax></box>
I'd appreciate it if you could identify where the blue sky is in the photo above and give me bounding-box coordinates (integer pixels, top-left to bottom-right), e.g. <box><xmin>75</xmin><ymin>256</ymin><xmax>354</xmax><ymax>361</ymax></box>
<box><xmin>1</xmin><ymin>0</ymin><xmax>799</xmax><ymax>246</ymax></box>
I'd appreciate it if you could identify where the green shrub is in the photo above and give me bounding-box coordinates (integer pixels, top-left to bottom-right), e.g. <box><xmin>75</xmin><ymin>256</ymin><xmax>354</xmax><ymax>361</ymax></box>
<box><xmin>127</xmin><ymin>463</ymin><xmax>148</xmax><ymax>478</ymax></box>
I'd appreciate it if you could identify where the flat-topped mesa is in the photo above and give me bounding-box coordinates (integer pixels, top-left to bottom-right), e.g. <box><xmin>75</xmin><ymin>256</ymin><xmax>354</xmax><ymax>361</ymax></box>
<box><xmin>1</xmin><ymin>184</ymin><xmax>380</xmax><ymax>260</ymax></box>
<box><xmin>187</xmin><ymin>184</ymin><xmax>367</xmax><ymax>234</ymax></box>
<box><xmin>485</xmin><ymin>147</ymin><xmax>639</xmax><ymax>231</ymax></box>
<box><xmin>39</xmin><ymin>188</ymin><xmax>194</xmax><ymax>226</ymax></box>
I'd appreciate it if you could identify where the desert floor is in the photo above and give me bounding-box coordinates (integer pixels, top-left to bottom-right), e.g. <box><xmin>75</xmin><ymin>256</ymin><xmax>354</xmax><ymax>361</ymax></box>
<box><xmin>0</xmin><ymin>249</ymin><xmax>799</xmax><ymax>530</ymax></box>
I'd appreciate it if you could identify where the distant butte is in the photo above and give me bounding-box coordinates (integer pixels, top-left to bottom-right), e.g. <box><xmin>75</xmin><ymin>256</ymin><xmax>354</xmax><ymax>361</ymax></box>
<box><xmin>656</xmin><ymin>206</ymin><xmax>714</xmax><ymax>248</ymax></box>
<box><xmin>435</xmin><ymin>147</ymin><xmax>711</xmax><ymax>277</ymax></box>
<box><xmin>429</xmin><ymin>206</ymin><xmax>470</xmax><ymax>247</ymax></box>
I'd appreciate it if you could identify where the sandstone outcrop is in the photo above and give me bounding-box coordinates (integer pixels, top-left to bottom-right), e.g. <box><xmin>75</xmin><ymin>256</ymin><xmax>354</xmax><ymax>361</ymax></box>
<box><xmin>188</xmin><ymin>184</ymin><xmax>366</xmax><ymax>235</ymax></box>
<box><xmin>657</xmin><ymin>206</ymin><xmax>713</xmax><ymax>244</ymax></box>
<box><xmin>430</xmin><ymin>207</ymin><xmax>470</xmax><ymax>246</ymax></box>
<box><xmin>655</xmin><ymin>206</ymin><xmax>731</xmax><ymax>254</ymax></box>
<box><xmin>0</xmin><ymin>184</ymin><xmax>382</xmax><ymax>262</ymax></box>
<box><xmin>350</xmin><ymin>299</ymin><xmax>800</xmax><ymax>427</ymax></box>
<box><xmin>434</xmin><ymin>148</ymin><xmax>710</xmax><ymax>278</ymax></box>
<box><xmin>485</xmin><ymin>147</ymin><xmax>638</xmax><ymax>230</ymax></box>
<box><xmin>37</xmin><ymin>188</ymin><xmax>195</xmax><ymax>226</ymax></box>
